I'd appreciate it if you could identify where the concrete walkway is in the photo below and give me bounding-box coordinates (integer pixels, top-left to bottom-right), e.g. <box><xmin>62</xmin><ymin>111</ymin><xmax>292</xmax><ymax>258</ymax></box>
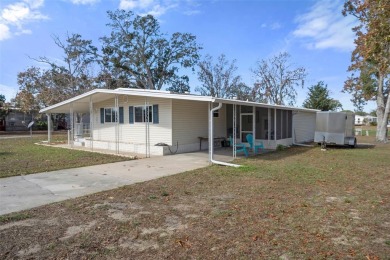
<box><xmin>0</xmin><ymin>152</ymin><xmax>227</xmax><ymax>215</ymax></box>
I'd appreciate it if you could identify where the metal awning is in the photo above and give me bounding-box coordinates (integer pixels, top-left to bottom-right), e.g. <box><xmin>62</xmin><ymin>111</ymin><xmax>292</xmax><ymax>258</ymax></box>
<box><xmin>39</xmin><ymin>88</ymin><xmax>319</xmax><ymax>114</ymax></box>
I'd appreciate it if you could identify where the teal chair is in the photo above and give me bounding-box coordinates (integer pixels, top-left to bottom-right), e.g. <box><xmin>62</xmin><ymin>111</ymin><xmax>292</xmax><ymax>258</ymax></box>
<box><xmin>246</xmin><ymin>134</ymin><xmax>264</xmax><ymax>154</ymax></box>
<box><xmin>229</xmin><ymin>136</ymin><xmax>248</xmax><ymax>157</ymax></box>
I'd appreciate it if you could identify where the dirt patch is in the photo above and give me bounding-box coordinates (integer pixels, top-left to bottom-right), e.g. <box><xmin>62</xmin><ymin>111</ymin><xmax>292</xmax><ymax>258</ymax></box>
<box><xmin>332</xmin><ymin>235</ymin><xmax>361</xmax><ymax>246</ymax></box>
<box><xmin>59</xmin><ymin>220</ymin><xmax>97</xmax><ymax>241</ymax></box>
<box><xmin>119</xmin><ymin>237</ymin><xmax>159</xmax><ymax>251</ymax></box>
<box><xmin>0</xmin><ymin>218</ymin><xmax>39</xmax><ymax>231</ymax></box>
<box><xmin>17</xmin><ymin>244</ymin><xmax>41</xmax><ymax>257</ymax></box>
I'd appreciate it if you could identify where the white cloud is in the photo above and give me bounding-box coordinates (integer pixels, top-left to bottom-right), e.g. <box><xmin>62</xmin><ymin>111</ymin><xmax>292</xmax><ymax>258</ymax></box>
<box><xmin>0</xmin><ymin>23</ymin><xmax>11</xmax><ymax>40</ymax></box>
<box><xmin>293</xmin><ymin>0</ymin><xmax>357</xmax><ymax>52</ymax></box>
<box><xmin>24</xmin><ymin>0</ymin><xmax>44</xmax><ymax>9</ymax></box>
<box><xmin>120</xmin><ymin>0</ymin><xmax>154</xmax><ymax>10</ymax></box>
<box><xmin>141</xmin><ymin>3</ymin><xmax>177</xmax><ymax>17</ymax></box>
<box><xmin>70</xmin><ymin>0</ymin><xmax>100</xmax><ymax>5</ymax></box>
<box><xmin>1</xmin><ymin>3</ymin><xmax>31</xmax><ymax>23</ymax></box>
<box><xmin>120</xmin><ymin>0</ymin><xmax>138</xmax><ymax>9</ymax></box>
<box><xmin>261</xmin><ymin>22</ymin><xmax>282</xmax><ymax>30</ymax></box>
<box><xmin>0</xmin><ymin>0</ymin><xmax>48</xmax><ymax>41</ymax></box>
<box><xmin>183</xmin><ymin>9</ymin><xmax>200</xmax><ymax>16</ymax></box>
<box><xmin>119</xmin><ymin>0</ymin><xmax>178</xmax><ymax>17</ymax></box>
<box><xmin>15</xmin><ymin>28</ymin><xmax>32</xmax><ymax>35</ymax></box>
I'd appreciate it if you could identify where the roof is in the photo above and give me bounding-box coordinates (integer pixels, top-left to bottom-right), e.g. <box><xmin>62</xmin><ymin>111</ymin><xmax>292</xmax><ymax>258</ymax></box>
<box><xmin>39</xmin><ymin>88</ymin><xmax>319</xmax><ymax>114</ymax></box>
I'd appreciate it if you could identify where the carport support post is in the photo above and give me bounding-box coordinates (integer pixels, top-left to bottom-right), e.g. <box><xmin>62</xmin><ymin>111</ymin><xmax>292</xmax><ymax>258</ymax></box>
<box><xmin>115</xmin><ymin>95</ymin><xmax>119</xmax><ymax>154</ymax></box>
<box><xmin>252</xmin><ymin>106</ymin><xmax>256</xmax><ymax>151</ymax></box>
<box><xmin>208</xmin><ymin>102</ymin><xmax>212</xmax><ymax>163</ymax></box>
<box><xmin>47</xmin><ymin>113</ymin><xmax>51</xmax><ymax>143</ymax></box>
<box><xmin>70</xmin><ymin>104</ymin><xmax>74</xmax><ymax>148</ymax></box>
<box><xmin>233</xmin><ymin>104</ymin><xmax>237</xmax><ymax>158</ymax></box>
<box><xmin>89</xmin><ymin>95</ymin><xmax>93</xmax><ymax>151</ymax></box>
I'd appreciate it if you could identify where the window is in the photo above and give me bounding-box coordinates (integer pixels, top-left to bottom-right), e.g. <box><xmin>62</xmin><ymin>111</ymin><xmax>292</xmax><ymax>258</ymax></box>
<box><xmin>105</xmin><ymin>108</ymin><xmax>117</xmax><ymax>123</ymax></box>
<box><xmin>100</xmin><ymin>107</ymin><xmax>124</xmax><ymax>124</ymax></box>
<box><xmin>213</xmin><ymin>111</ymin><xmax>219</xmax><ymax>118</ymax></box>
<box><xmin>129</xmin><ymin>105</ymin><xmax>159</xmax><ymax>124</ymax></box>
<box><xmin>134</xmin><ymin>106</ymin><xmax>153</xmax><ymax>123</ymax></box>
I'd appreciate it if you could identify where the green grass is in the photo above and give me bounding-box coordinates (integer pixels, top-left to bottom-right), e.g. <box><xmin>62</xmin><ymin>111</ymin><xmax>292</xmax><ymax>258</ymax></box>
<box><xmin>0</xmin><ymin>212</ymin><xmax>31</xmax><ymax>224</ymax></box>
<box><xmin>0</xmin><ymin>135</ymin><xmax>130</xmax><ymax>178</ymax></box>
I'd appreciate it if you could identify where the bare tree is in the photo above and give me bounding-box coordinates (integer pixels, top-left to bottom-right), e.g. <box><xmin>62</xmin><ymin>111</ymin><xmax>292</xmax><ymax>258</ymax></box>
<box><xmin>196</xmin><ymin>54</ymin><xmax>248</xmax><ymax>99</ymax></box>
<box><xmin>252</xmin><ymin>52</ymin><xmax>307</xmax><ymax>106</ymax></box>
<box><xmin>31</xmin><ymin>33</ymin><xmax>98</xmax><ymax>97</ymax></box>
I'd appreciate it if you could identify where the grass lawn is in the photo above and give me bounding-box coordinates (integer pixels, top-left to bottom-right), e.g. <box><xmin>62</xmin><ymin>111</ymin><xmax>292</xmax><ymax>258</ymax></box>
<box><xmin>0</xmin><ymin>135</ymin><xmax>130</xmax><ymax>178</ymax></box>
<box><xmin>0</xmin><ymin>136</ymin><xmax>389</xmax><ymax>259</ymax></box>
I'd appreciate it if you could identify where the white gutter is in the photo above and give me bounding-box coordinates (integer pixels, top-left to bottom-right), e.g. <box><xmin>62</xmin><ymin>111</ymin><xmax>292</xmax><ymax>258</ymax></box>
<box><xmin>209</xmin><ymin>102</ymin><xmax>241</xmax><ymax>168</ymax></box>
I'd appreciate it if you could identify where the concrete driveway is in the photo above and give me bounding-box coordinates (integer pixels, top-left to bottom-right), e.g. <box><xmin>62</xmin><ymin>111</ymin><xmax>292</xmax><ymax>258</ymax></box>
<box><xmin>0</xmin><ymin>152</ymin><xmax>219</xmax><ymax>215</ymax></box>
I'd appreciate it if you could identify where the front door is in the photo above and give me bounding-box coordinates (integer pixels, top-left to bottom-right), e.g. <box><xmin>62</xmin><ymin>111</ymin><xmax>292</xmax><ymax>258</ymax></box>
<box><xmin>240</xmin><ymin>113</ymin><xmax>253</xmax><ymax>142</ymax></box>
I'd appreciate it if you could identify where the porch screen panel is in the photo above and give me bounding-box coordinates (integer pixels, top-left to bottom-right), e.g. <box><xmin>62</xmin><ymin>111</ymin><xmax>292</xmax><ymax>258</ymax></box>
<box><xmin>288</xmin><ymin>110</ymin><xmax>292</xmax><ymax>138</ymax></box>
<box><xmin>276</xmin><ymin>109</ymin><xmax>282</xmax><ymax>140</ymax></box>
<box><xmin>269</xmin><ymin>108</ymin><xmax>275</xmax><ymax>140</ymax></box>
<box><xmin>282</xmin><ymin>110</ymin><xmax>288</xmax><ymax>139</ymax></box>
<box><xmin>256</xmin><ymin>107</ymin><xmax>268</xmax><ymax>139</ymax></box>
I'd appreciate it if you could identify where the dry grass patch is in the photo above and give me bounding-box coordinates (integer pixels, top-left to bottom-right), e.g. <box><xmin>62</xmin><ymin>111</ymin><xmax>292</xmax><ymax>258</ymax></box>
<box><xmin>0</xmin><ymin>136</ymin><xmax>389</xmax><ymax>259</ymax></box>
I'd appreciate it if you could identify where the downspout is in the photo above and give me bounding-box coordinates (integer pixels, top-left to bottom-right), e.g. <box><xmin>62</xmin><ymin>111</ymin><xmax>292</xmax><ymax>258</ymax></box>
<box><xmin>209</xmin><ymin>102</ymin><xmax>240</xmax><ymax>168</ymax></box>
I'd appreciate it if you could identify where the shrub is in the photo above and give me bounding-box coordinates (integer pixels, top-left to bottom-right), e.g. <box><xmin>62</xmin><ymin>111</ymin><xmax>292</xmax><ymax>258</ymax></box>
<box><xmin>35</xmin><ymin>121</ymin><xmax>48</xmax><ymax>130</ymax></box>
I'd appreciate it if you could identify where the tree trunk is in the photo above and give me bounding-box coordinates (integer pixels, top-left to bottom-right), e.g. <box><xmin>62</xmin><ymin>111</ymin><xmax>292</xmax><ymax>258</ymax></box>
<box><xmin>375</xmin><ymin>74</ymin><xmax>389</xmax><ymax>143</ymax></box>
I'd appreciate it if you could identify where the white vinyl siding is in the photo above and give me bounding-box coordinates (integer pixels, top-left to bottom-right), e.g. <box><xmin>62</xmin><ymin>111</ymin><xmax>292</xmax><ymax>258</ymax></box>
<box><xmin>93</xmin><ymin>95</ymin><xmax>172</xmax><ymax>146</ymax></box>
<box><xmin>172</xmin><ymin>100</ymin><xmax>208</xmax><ymax>146</ymax></box>
<box><xmin>213</xmin><ymin>103</ymin><xmax>227</xmax><ymax>138</ymax></box>
<box><xmin>293</xmin><ymin>111</ymin><xmax>316</xmax><ymax>143</ymax></box>
<box><xmin>171</xmin><ymin>100</ymin><xmax>226</xmax><ymax>148</ymax></box>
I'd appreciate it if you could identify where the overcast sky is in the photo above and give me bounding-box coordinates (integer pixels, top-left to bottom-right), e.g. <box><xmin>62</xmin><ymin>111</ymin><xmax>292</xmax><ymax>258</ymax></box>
<box><xmin>0</xmin><ymin>0</ymin><xmax>376</xmax><ymax>111</ymax></box>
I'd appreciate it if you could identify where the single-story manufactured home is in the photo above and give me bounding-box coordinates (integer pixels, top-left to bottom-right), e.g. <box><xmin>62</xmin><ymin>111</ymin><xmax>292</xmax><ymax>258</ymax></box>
<box><xmin>40</xmin><ymin>88</ymin><xmax>319</xmax><ymax>162</ymax></box>
<box><xmin>355</xmin><ymin>115</ymin><xmax>378</xmax><ymax>126</ymax></box>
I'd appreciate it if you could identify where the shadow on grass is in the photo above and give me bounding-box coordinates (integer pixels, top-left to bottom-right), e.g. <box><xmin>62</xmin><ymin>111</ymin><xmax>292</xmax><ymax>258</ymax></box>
<box><xmin>323</xmin><ymin>143</ymin><xmax>376</xmax><ymax>150</ymax></box>
<box><xmin>246</xmin><ymin>145</ymin><xmax>313</xmax><ymax>161</ymax></box>
<box><xmin>0</xmin><ymin>151</ymin><xmax>12</xmax><ymax>156</ymax></box>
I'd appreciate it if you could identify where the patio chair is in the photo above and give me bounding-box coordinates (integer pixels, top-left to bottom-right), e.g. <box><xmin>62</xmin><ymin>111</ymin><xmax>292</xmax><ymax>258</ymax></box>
<box><xmin>246</xmin><ymin>134</ymin><xmax>264</xmax><ymax>154</ymax></box>
<box><xmin>229</xmin><ymin>136</ymin><xmax>248</xmax><ymax>157</ymax></box>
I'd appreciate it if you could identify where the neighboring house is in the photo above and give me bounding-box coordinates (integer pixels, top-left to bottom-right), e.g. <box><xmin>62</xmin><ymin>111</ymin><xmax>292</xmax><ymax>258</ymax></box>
<box><xmin>365</xmin><ymin>115</ymin><xmax>377</xmax><ymax>124</ymax></box>
<box><xmin>1</xmin><ymin>108</ymin><xmax>34</xmax><ymax>131</ymax></box>
<box><xmin>40</xmin><ymin>88</ymin><xmax>319</xmax><ymax>158</ymax></box>
<box><xmin>355</xmin><ymin>115</ymin><xmax>365</xmax><ymax>125</ymax></box>
<box><xmin>355</xmin><ymin>115</ymin><xmax>378</xmax><ymax>126</ymax></box>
